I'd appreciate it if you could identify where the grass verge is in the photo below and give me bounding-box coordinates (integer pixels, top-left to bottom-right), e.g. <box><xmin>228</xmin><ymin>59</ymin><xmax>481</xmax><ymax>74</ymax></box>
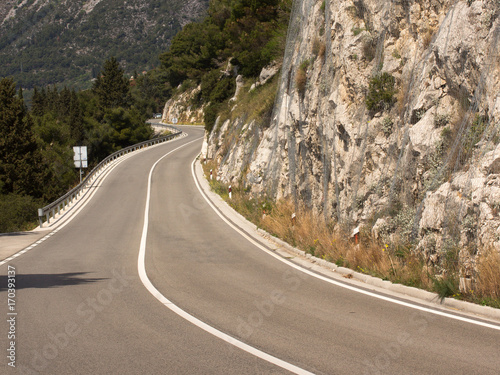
<box><xmin>202</xmin><ymin>162</ymin><xmax>500</xmax><ymax>308</ymax></box>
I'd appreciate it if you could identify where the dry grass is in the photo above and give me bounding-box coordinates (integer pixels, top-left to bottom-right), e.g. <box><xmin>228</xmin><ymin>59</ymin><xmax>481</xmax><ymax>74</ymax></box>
<box><xmin>421</xmin><ymin>24</ymin><xmax>437</xmax><ymax>50</ymax></box>
<box><xmin>202</xmin><ymin>168</ymin><xmax>499</xmax><ymax>307</ymax></box>
<box><xmin>260</xmin><ymin>200</ymin><xmax>433</xmax><ymax>288</ymax></box>
<box><xmin>312</xmin><ymin>37</ymin><xmax>326</xmax><ymax>60</ymax></box>
<box><xmin>295</xmin><ymin>68</ymin><xmax>307</xmax><ymax>95</ymax></box>
<box><xmin>229</xmin><ymin>76</ymin><xmax>278</xmax><ymax>127</ymax></box>
<box><xmin>475</xmin><ymin>248</ymin><xmax>500</xmax><ymax>303</ymax></box>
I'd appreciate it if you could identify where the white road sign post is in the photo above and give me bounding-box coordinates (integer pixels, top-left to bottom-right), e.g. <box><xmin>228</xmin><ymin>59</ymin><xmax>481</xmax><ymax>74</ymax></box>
<box><xmin>73</xmin><ymin>146</ymin><xmax>88</xmax><ymax>183</ymax></box>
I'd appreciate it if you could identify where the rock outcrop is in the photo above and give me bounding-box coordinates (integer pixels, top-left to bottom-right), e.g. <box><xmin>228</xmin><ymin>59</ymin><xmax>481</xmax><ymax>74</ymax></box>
<box><xmin>204</xmin><ymin>0</ymin><xmax>500</xmax><ymax>269</ymax></box>
<box><xmin>163</xmin><ymin>84</ymin><xmax>205</xmax><ymax>125</ymax></box>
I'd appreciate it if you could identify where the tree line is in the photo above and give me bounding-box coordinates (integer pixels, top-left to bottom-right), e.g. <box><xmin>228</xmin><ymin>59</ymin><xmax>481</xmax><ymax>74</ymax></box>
<box><xmin>0</xmin><ymin>58</ymin><xmax>155</xmax><ymax>232</ymax></box>
<box><xmin>0</xmin><ymin>0</ymin><xmax>293</xmax><ymax>232</ymax></box>
<box><xmin>159</xmin><ymin>0</ymin><xmax>292</xmax><ymax>131</ymax></box>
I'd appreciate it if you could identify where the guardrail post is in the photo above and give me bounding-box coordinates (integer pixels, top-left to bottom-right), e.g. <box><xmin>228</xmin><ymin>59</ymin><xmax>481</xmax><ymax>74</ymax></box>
<box><xmin>38</xmin><ymin>208</ymin><xmax>44</xmax><ymax>228</ymax></box>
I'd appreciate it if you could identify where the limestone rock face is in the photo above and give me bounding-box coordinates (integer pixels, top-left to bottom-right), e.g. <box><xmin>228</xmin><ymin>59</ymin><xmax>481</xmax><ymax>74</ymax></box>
<box><xmin>204</xmin><ymin>0</ymin><xmax>500</xmax><ymax>265</ymax></box>
<box><xmin>163</xmin><ymin>85</ymin><xmax>205</xmax><ymax>124</ymax></box>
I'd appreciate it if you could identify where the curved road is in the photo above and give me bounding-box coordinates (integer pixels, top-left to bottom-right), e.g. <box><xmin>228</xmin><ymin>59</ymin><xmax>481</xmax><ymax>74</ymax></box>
<box><xmin>1</xmin><ymin>126</ymin><xmax>499</xmax><ymax>374</ymax></box>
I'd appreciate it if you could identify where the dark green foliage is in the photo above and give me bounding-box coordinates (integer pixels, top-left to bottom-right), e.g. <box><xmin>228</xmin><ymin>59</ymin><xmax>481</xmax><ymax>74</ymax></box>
<box><xmin>201</xmin><ymin>70</ymin><xmax>225</xmax><ymax>102</ymax></box>
<box><xmin>204</xmin><ymin>103</ymin><xmax>221</xmax><ymax>133</ymax></box>
<box><xmin>0</xmin><ymin>0</ymin><xmax>205</xmax><ymax>90</ymax></box>
<box><xmin>433</xmin><ymin>275</ymin><xmax>459</xmax><ymax>302</ymax></box>
<box><xmin>200</xmin><ymin>70</ymin><xmax>235</xmax><ymax>131</ymax></box>
<box><xmin>161</xmin><ymin>0</ymin><xmax>291</xmax><ymax>84</ymax></box>
<box><xmin>104</xmin><ymin>107</ymin><xmax>153</xmax><ymax>150</ymax></box>
<box><xmin>0</xmin><ymin>78</ymin><xmax>44</xmax><ymax>198</ymax></box>
<box><xmin>161</xmin><ymin>21</ymin><xmax>227</xmax><ymax>87</ymax></box>
<box><xmin>201</xmin><ymin>70</ymin><xmax>235</xmax><ymax>103</ymax></box>
<box><xmin>365</xmin><ymin>72</ymin><xmax>397</xmax><ymax>113</ymax></box>
<box><xmin>1</xmin><ymin>57</ymin><xmax>156</xmax><ymax>231</ymax></box>
<box><xmin>0</xmin><ymin>193</ymin><xmax>43</xmax><ymax>232</ymax></box>
<box><xmin>93</xmin><ymin>57</ymin><xmax>130</xmax><ymax>109</ymax></box>
<box><xmin>160</xmin><ymin>0</ymin><xmax>291</xmax><ymax>130</ymax></box>
<box><xmin>131</xmin><ymin>69</ymin><xmax>172</xmax><ymax>116</ymax></box>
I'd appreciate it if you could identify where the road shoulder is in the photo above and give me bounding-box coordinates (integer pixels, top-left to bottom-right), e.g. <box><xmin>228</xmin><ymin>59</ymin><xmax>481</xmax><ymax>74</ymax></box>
<box><xmin>193</xmin><ymin>158</ymin><xmax>500</xmax><ymax>324</ymax></box>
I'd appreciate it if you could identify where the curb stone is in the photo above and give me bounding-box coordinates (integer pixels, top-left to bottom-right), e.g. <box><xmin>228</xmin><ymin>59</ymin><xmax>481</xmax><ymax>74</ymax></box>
<box><xmin>195</xmin><ymin>160</ymin><xmax>500</xmax><ymax>323</ymax></box>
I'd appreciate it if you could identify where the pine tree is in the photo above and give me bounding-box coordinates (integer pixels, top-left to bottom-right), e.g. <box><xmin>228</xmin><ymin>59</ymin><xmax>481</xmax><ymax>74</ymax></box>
<box><xmin>92</xmin><ymin>57</ymin><xmax>130</xmax><ymax>109</ymax></box>
<box><xmin>59</xmin><ymin>86</ymin><xmax>72</xmax><ymax>117</ymax></box>
<box><xmin>0</xmin><ymin>78</ymin><xmax>44</xmax><ymax>198</ymax></box>
<box><xmin>69</xmin><ymin>90</ymin><xmax>85</xmax><ymax>143</ymax></box>
<box><xmin>31</xmin><ymin>87</ymin><xmax>46</xmax><ymax>117</ymax></box>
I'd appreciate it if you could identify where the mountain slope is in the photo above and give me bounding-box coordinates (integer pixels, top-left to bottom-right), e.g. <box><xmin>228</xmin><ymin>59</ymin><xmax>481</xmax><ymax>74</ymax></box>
<box><xmin>0</xmin><ymin>0</ymin><xmax>208</xmax><ymax>89</ymax></box>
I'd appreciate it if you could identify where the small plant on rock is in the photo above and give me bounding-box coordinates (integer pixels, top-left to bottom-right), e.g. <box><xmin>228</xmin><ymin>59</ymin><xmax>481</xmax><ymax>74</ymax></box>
<box><xmin>366</xmin><ymin>72</ymin><xmax>397</xmax><ymax>113</ymax></box>
<box><xmin>382</xmin><ymin>116</ymin><xmax>393</xmax><ymax>136</ymax></box>
<box><xmin>296</xmin><ymin>60</ymin><xmax>310</xmax><ymax>96</ymax></box>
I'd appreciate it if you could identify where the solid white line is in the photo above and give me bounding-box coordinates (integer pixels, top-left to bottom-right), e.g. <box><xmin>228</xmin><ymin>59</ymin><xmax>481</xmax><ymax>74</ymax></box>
<box><xmin>137</xmin><ymin>137</ymin><xmax>315</xmax><ymax>375</ymax></box>
<box><xmin>191</xmin><ymin>157</ymin><xmax>500</xmax><ymax>332</ymax></box>
<box><xmin>0</xmin><ymin>134</ymin><xmax>185</xmax><ymax>267</ymax></box>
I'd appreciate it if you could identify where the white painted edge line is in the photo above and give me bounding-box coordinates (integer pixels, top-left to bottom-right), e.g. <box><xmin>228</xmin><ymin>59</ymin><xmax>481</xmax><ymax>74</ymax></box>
<box><xmin>0</xmin><ymin>134</ymin><xmax>186</xmax><ymax>267</ymax></box>
<box><xmin>137</xmin><ymin>138</ymin><xmax>315</xmax><ymax>375</ymax></box>
<box><xmin>0</xmin><ymin>154</ymin><xmax>130</xmax><ymax>267</ymax></box>
<box><xmin>191</xmin><ymin>157</ymin><xmax>500</xmax><ymax>332</ymax></box>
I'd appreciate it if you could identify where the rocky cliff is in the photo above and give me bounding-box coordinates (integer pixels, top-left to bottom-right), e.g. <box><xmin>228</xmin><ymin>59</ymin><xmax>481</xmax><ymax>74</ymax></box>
<box><xmin>202</xmin><ymin>0</ymin><xmax>500</xmax><ymax>271</ymax></box>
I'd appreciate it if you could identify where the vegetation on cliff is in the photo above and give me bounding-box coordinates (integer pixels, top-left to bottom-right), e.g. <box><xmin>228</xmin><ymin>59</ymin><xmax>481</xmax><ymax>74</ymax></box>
<box><xmin>159</xmin><ymin>0</ymin><xmax>292</xmax><ymax>131</ymax></box>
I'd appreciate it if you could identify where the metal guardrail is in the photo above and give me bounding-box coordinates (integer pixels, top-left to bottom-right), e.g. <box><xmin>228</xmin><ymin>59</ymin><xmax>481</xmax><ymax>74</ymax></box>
<box><xmin>38</xmin><ymin>125</ymin><xmax>182</xmax><ymax>227</ymax></box>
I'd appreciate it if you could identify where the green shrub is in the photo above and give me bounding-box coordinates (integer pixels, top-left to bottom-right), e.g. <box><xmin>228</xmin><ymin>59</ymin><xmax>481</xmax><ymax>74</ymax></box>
<box><xmin>433</xmin><ymin>275</ymin><xmax>459</xmax><ymax>302</ymax></box>
<box><xmin>210</xmin><ymin>76</ymin><xmax>236</xmax><ymax>103</ymax></box>
<box><xmin>204</xmin><ymin>103</ymin><xmax>220</xmax><ymax>132</ymax></box>
<box><xmin>352</xmin><ymin>27</ymin><xmax>365</xmax><ymax>36</ymax></box>
<box><xmin>366</xmin><ymin>72</ymin><xmax>397</xmax><ymax>112</ymax></box>
<box><xmin>382</xmin><ymin>116</ymin><xmax>393</xmax><ymax>136</ymax></box>
<box><xmin>0</xmin><ymin>194</ymin><xmax>42</xmax><ymax>232</ymax></box>
<box><xmin>362</xmin><ymin>35</ymin><xmax>377</xmax><ymax>62</ymax></box>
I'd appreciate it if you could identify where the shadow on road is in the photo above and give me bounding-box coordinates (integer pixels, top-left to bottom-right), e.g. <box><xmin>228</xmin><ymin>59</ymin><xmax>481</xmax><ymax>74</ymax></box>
<box><xmin>0</xmin><ymin>272</ymin><xmax>107</xmax><ymax>291</ymax></box>
<box><xmin>0</xmin><ymin>232</ymin><xmax>33</xmax><ymax>237</ymax></box>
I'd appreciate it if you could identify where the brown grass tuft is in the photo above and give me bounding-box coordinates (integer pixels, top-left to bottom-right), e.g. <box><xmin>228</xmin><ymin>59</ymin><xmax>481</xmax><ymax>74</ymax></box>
<box><xmin>475</xmin><ymin>248</ymin><xmax>500</xmax><ymax>301</ymax></box>
<box><xmin>202</xmin><ymin>172</ymin><xmax>498</xmax><ymax>307</ymax></box>
<box><xmin>422</xmin><ymin>27</ymin><xmax>436</xmax><ymax>49</ymax></box>
<box><xmin>295</xmin><ymin>68</ymin><xmax>307</xmax><ymax>95</ymax></box>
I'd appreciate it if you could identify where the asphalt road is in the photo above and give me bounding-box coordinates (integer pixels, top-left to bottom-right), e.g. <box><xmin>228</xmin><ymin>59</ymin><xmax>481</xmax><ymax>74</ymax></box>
<box><xmin>1</xmin><ymin>125</ymin><xmax>499</xmax><ymax>374</ymax></box>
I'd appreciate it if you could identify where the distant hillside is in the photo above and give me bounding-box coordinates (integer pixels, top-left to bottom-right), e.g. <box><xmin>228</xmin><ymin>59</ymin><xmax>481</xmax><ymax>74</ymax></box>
<box><xmin>0</xmin><ymin>0</ymin><xmax>208</xmax><ymax>89</ymax></box>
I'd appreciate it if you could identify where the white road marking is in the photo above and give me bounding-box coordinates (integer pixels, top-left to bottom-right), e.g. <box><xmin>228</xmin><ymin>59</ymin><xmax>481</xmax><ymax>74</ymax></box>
<box><xmin>137</xmin><ymin>137</ymin><xmax>315</xmax><ymax>375</ymax></box>
<box><xmin>191</xmin><ymin>156</ymin><xmax>500</xmax><ymax>332</ymax></box>
<box><xmin>0</xmin><ymin>134</ymin><xmax>184</xmax><ymax>267</ymax></box>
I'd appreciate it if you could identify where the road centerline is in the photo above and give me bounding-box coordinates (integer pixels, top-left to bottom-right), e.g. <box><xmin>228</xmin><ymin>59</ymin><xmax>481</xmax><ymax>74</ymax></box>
<box><xmin>137</xmin><ymin>136</ymin><xmax>314</xmax><ymax>375</ymax></box>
